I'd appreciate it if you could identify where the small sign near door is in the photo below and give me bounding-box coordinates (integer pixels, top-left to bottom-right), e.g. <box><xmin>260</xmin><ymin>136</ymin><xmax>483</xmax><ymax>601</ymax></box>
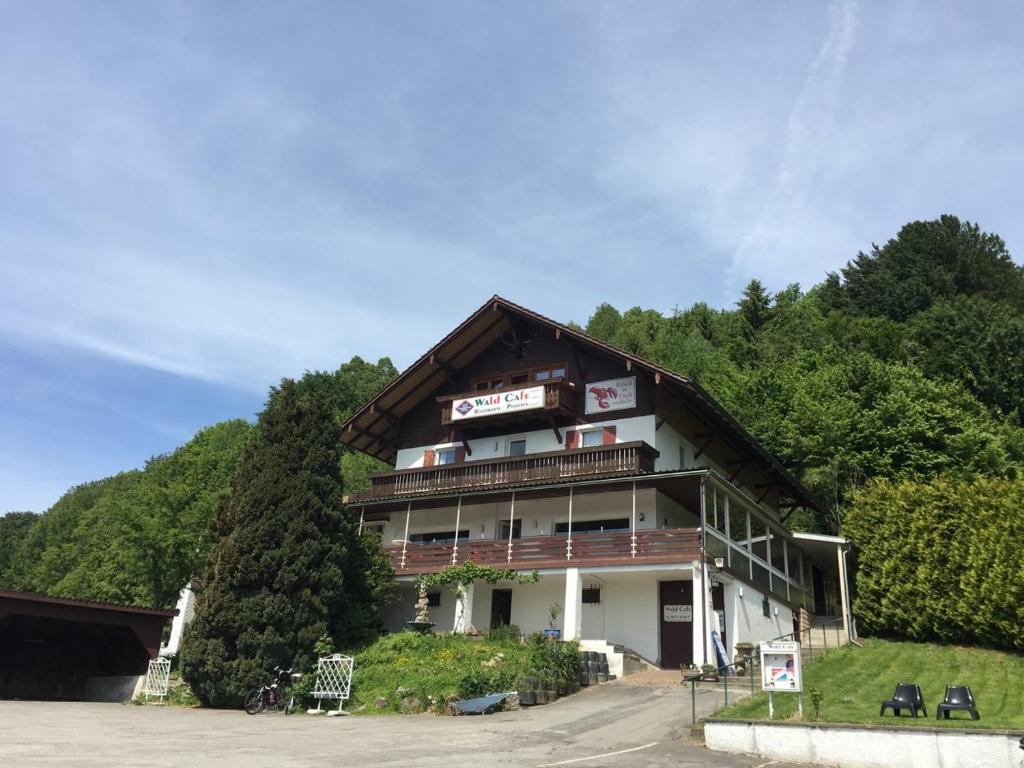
<box><xmin>662</xmin><ymin>604</ymin><xmax>692</xmax><ymax>623</ymax></box>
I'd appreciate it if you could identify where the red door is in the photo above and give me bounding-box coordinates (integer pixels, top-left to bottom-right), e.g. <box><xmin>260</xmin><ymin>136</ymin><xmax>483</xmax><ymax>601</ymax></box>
<box><xmin>659</xmin><ymin>580</ymin><xmax>694</xmax><ymax>668</ymax></box>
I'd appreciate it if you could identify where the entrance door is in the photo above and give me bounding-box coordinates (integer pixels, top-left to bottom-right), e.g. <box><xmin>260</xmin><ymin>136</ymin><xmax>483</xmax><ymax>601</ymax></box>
<box><xmin>490</xmin><ymin>589</ymin><xmax>512</xmax><ymax>629</ymax></box>
<box><xmin>659</xmin><ymin>581</ymin><xmax>693</xmax><ymax>668</ymax></box>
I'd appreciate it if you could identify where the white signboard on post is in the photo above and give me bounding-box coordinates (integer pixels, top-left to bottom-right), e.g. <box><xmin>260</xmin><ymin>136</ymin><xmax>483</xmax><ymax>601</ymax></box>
<box><xmin>450</xmin><ymin>386</ymin><xmax>546</xmax><ymax>421</ymax></box>
<box><xmin>761</xmin><ymin>641</ymin><xmax>802</xmax><ymax>691</ymax></box>
<box><xmin>585</xmin><ymin>377</ymin><xmax>637</xmax><ymax>414</ymax></box>
<box><xmin>662</xmin><ymin>604</ymin><xmax>692</xmax><ymax>622</ymax></box>
<box><xmin>760</xmin><ymin>640</ymin><xmax>803</xmax><ymax>718</ymax></box>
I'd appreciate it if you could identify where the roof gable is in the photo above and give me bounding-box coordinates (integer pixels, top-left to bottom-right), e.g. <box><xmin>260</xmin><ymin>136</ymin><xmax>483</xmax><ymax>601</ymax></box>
<box><xmin>341</xmin><ymin>295</ymin><xmax>818</xmax><ymax>511</ymax></box>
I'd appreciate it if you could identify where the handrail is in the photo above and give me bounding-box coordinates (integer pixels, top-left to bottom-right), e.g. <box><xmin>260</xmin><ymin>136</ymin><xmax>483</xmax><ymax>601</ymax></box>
<box><xmin>367</xmin><ymin>440</ymin><xmax>659</xmax><ymax>479</ymax></box>
<box><xmin>685</xmin><ymin>616</ymin><xmax>849</xmax><ymax>725</ymax></box>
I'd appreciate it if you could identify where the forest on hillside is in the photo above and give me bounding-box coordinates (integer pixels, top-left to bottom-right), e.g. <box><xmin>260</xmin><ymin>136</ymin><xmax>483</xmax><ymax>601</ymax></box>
<box><xmin>2</xmin><ymin>215</ymin><xmax>1023</xmax><ymax>629</ymax></box>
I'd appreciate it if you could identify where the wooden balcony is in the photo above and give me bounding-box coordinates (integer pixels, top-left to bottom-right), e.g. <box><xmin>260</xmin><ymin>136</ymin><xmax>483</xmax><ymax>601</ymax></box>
<box><xmin>388</xmin><ymin>528</ymin><xmax>702</xmax><ymax>575</ymax></box>
<box><xmin>357</xmin><ymin>441</ymin><xmax>659</xmax><ymax>501</ymax></box>
<box><xmin>438</xmin><ymin>380</ymin><xmax>577</xmax><ymax>426</ymax></box>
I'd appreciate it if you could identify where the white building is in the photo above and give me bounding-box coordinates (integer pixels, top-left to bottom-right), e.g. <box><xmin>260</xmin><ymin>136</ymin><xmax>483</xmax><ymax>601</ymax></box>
<box><xmin>342</xmin><ymin>297</ymin><xmax>852</xmax><ymax>668</ymax></box>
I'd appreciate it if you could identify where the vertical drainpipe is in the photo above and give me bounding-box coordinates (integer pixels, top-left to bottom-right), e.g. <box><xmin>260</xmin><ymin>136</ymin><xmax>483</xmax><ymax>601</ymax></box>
<box><xmin>401</xmin><ymin>501</ymin><xmax>411</xmax><ymax>570</ymax></box>
<box><xmin>566</xmin><ymin>486</ymin><xmax>574</xmax><ymax>561</ymax></box>
<box><xmin>507</xmin><ymin>491</ymin><xmax>516</xmax><ymax>564</ymax></box>
<box><xmin>452</xmin><ymin>495</ymin><xmax>462</xmax><ymax>565</ymax></box>
<box><xmin>699</xmin><ymin>475</ymin><xmax>709</xmax><ymax>666</ymax></box>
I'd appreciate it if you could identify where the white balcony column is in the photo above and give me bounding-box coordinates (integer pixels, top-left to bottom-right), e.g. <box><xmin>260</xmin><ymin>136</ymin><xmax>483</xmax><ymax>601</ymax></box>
<box><xmin>507</xmin><ymin>491</ymin><xmax>516</xmax><ymax>564</ymax></box>
<box><xmin>630</xmin><ymin>481</ymin><xmax>637</xmax><ymax>558</ymax></box>
<box><xmin>400</xmin><ymin>502</ymin><xmax>411</xmax><ymax>570</ymax></box>
<box><xmin>566</xmin><ymin>487</ymin><xmax>574</xmax><ymax>561</ymax></box>
<box><xmin>691</xmin><ymin>562</ymin><xmax>708</xmax><ymax>667</ymax></box>
<box><xmin>358</xmin><ymin>505</ymin><xmax>365</xmax><ymax>535</ymax></box>
<box><xmin>452</xmin><ymin>496</ymin><xmax>463</xmax><ymax>565</ymax></box>
<box><xmin>837</xmin><ymin>543</ymin><xmax>851</xmax><ymax>640</ymax></box>
<box><xmin>453</xmin><ymin>582</ymin><xmax>475</xmax><ymax>634</ymax></box>
<box><xmin>563</xmin><ymin>568</ymin><xmax>583</xmax><ymax>641</ymax></box>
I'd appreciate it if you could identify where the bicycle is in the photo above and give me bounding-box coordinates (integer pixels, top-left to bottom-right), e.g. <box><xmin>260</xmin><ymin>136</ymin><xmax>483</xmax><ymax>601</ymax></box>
<box><xmin>243</xmin><ymin>666</ymin><xmax>297</xmax><ymax>715</ymax></box>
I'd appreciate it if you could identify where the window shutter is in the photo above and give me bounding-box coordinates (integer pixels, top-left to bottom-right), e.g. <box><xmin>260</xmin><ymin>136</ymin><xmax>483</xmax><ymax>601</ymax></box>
<box><xmin>602</xmin><ymin>425</ymin><xmax>617</xmax><ymax>445</ymax></box>
<box><xmin>454</xmin><ymin>446</ymin><xmax>466</xmax><ymax>464</ymax></box>
<box><xmin>423</xmin><ymin>449</ymin><xmax>436</xmax><ymax>467</ymax></box>
<box><xmin>565</xmin><ymin>429</ymin><xmax>578</xmax><ymax>450</ymax></box>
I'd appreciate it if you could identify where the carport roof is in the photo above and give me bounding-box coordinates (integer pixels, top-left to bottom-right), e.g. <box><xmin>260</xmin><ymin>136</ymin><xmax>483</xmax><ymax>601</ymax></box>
<box><xmin>0</xmin><ymin>589</ymin><xmax>177</xmax><ymax>617</ymax></box>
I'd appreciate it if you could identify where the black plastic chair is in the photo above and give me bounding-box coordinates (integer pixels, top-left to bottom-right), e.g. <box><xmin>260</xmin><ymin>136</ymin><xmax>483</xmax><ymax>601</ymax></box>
<box><xmin>936</xmin><ymin>685</ymin><xmax>979</xmax><ymax>720</ymax></box>
<box><xmin>880</xmin><ymin>683</ymin><xmax>926</xmax><ymax>718</ymax></box>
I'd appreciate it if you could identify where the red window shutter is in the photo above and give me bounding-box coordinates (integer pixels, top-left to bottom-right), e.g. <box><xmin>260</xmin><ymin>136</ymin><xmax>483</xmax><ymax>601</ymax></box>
<box><xmin>602</xmin><ymin>426</ymin><xmax>617</xmax><ymax>445</ymax></box>
<box><xmin>565</xmin><ymin>429</ymin><xmax>578</xmax><ymax>450</ymax></box>
<box><xmin>423</xmin><ymin>449</ymin><xmax>436</xmax><ymax>467</ymax></box>
<box><xmin>454</xmin><ymin>446</ymin><xmax>466</xmax><ymax>464</ymax></box>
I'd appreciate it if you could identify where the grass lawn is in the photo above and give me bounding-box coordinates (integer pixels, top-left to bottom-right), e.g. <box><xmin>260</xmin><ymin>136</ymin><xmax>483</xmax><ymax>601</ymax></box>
<box><xmin>714</xmin><ymin>638</ymin><xmax>1024</xmax><ymax>730</ymax></box>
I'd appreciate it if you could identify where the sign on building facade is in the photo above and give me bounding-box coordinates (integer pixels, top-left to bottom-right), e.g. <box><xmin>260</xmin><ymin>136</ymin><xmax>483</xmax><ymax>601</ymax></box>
<box><xmin>585</xmin><ymin>377</ymin><xmax>637</xmax><ymax>414</ymax></box>
<box><xmin>450</xmin><ymin>386</ymin><xmax>546</xmax><ymax>421</ymax></box>
<box><xmin>662</xmin><ymin>604</ymin><xmax>692</xmax><ymax>622</ymax></box>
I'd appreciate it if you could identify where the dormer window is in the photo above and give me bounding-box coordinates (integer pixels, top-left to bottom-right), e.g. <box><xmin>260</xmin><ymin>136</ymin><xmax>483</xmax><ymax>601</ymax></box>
<box><xmin>436</xmin><ymin>447</ymin><xmax>457</xmax><ymax>465</ymax></box>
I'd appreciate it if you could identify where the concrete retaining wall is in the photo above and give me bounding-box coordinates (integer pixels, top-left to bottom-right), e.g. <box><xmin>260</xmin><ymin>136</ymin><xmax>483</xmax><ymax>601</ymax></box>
<box><xmin>705</xmin><ymin>719</ymin><xmax>1024</xmax><ymax>768</ymax></box>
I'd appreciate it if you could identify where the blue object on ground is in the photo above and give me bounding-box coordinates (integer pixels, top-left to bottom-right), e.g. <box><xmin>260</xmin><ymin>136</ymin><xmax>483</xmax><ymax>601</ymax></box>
<box><xmin>452</xmin><ymin>692</ymin><xmax>515</xmax><ymax>715</ymax></box>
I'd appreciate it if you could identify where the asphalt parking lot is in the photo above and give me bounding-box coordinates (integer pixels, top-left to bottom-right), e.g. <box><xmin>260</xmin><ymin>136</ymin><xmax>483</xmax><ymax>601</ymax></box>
<box><xmin>0</xmin><ymin>683</ymin><xmax>811</xmax><ymax>768</ymax></box>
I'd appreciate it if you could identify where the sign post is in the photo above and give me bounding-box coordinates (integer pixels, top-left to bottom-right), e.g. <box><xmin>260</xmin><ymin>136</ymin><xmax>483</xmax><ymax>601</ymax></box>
<box><xmin>760</xmin><ymin>640</ymin><xmax>803</xmax><ymax>719</ymax></box>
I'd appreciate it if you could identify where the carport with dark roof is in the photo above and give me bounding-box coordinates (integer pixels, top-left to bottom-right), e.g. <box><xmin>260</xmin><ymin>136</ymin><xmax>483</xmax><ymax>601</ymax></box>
<box><xmin>0</xmin><ymin>589</ymin><xmax>176</xmax><ymax>702</ymax></box>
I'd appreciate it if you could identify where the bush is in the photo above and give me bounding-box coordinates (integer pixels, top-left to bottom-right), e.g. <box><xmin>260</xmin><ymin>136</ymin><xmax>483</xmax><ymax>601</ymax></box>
<box><xmin>486</xmin><ymin>624</ymin><xmax>522</xmax><ymax>643</ymax></box>
<box><xmin>456</xmin><ymin>667</ymin><xmax>517</xmax><ymax>698</ymax></box>
<box><xmin>525</xmin><ymin>634</ymin><xmax>582</xmax><ymax>688</ymax></box>
<box><xmin>846</xmin><ymin>477</ymin><xmax>1024</xmax><ymax>649</ymax></box>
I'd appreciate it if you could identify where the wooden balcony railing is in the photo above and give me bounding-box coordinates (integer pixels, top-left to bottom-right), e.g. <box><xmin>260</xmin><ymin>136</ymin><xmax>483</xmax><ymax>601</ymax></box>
<box><xmin>439</xmin><ymin>380</ymin><xmax>577</xmax><ymax>426</ymax></box>
<box><xmin>357</xmin><ymin>441</ymin><xmax>658</xmax><ymax>500</ymax></box>
<box><xmin>388</xmin><ymin>528</ymin><xmax>701</xmax><ymax>575</ymax></box>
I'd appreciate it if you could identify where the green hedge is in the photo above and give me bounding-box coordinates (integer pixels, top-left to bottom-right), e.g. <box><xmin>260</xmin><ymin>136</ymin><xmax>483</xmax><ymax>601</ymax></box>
<box><xmin>846</xmin><ymin>477</ymin><xmax>1024</xmax><ymax>649</ymax></box>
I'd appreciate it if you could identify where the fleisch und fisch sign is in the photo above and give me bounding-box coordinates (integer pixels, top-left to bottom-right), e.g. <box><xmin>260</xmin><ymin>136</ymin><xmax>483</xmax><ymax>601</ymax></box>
<box><xmin>585</xmin><ymin>377</ymin><xmax>637</xmax><ymax>415</ymax></box>
<box><xmin>450</xmin><ymin>386</ymin><xmax>546</xmax><ymax>421</ymax></box>
<box><xmin>662</xmin><ymin>604</ymin><xmax>692</xmax><ymax>623</ymax></box>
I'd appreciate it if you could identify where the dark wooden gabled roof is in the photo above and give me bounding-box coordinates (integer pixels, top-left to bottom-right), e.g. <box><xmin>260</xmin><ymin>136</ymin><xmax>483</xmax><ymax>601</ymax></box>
<box><xmin>341</xmin><ymin>295</ymin><xmax>819</xmax><ymax>512</ymax></box>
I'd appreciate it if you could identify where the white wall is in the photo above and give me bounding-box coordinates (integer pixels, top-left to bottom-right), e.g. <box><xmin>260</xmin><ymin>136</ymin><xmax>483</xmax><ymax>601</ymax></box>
<box><xmin>722</xmin><ymin>577</ymin><xmax>793</xmax><ymax>660</ymax></box>
<box><xmin>394</xmin><ymin>415</ymin><xmax>658</xmax><ymax>470</ymax></box>
<box><xmin>705</xmin><ymin>721</ymin><xmax>1023</xmax><ymax>768</ymax></box>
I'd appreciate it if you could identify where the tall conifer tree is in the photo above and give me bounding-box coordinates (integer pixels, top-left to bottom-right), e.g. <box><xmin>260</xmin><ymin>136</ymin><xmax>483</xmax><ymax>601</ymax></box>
<box><xmin>181</xmin><ymin>379</ymin><xmax>391</xmax><ymax>706</ymax></box>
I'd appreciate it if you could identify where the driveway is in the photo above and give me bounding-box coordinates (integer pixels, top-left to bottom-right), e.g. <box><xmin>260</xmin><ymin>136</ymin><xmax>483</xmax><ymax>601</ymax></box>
<box><xmin>0</xmin><ymin>683</ymin><xmax>808</xmax><ymax>768</ymax></box>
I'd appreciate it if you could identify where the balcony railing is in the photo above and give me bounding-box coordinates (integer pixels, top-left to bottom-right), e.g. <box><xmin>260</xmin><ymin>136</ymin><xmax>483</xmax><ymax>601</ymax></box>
<box><xmin>439</xmin><ymin>380</ymin><xmax>577</xmax><ymax>426</ymax></box>
<box><xmin>388</xmin><ymin>528</ymin><xmax>702</xmax><ymax>574</ymax></box>
<box><xmin>356</xmin><ymin>441</ymin><xmax>659</xmax><ymax>501</ymax></box>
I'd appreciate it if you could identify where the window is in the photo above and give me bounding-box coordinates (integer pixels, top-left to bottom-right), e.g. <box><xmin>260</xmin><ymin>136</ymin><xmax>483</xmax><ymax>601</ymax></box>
<box><xmin>508</xmin><ymin>438</ymin><xmax>527</xmax><ymax>456</ymax></box>
<box><xmin>580</xmin><ymin>429</ymin><xmax>603</xmax><ymax>448</ymax></box>
<box><xmin>362</xmin><ymin>522</ymin><xmax>385</xmax><ymax>539</ymax></box>
<box><xmin>509</xmin><ymin>372</ymin><xmax>529</xmax><ymax>385</ymax></box>
<box><xmin>555</xmin><ymin>518</ymin><xmax>629</xmax><ymax>535</ymax></box>
<box><xmin>582</xmin><ymin>587</ymin><xmax>602</xmax><ymax>605</ymax></box>
<box><xmin>499</xmin><ymin>519</ymin><xmax>522</xmax><ymax>540</ymax></box>
<box><xmin>427</xmin><ymin>592</ymin><xmax>441</xmax><ymax>607</ymax></box>
<box><xmin>533</xmin><ymin>365</ymin><xmax>567</xmax><ymax>382</ymax></box>
<box><xmin>408</xmin><ymin>530</ymin><xmax>469</xmax><ymax>544</ymax></box>
<box><xmin>436</xmin><ymin>447</ymin><xmax>457</xmax><ymax>465</ymax></box>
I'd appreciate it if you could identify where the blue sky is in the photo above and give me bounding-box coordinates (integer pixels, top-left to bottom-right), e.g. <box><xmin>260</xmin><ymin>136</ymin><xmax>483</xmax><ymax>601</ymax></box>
<box><xmin>2</xmin><ymin>1</ymin><xmax>1023</xmax><ymax>512</ymax></box>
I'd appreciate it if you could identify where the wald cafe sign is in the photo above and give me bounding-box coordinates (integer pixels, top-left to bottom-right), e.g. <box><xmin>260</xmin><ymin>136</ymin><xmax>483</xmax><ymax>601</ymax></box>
<box><xmin>450</xmin><ymin>386</ymin><xmax>546</xmax><ymax>421</ymax></box>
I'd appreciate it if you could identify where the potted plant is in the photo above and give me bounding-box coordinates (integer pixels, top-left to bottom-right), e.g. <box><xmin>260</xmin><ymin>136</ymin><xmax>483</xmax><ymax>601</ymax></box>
<box><xmin>543</xmin><ymin>602</ymin><xmax>562</xmax><ymax>639</ymax></box>
<box><xmin>700</xmin><ymin>663</ymin><xmax>719</xmax><ymax>682</ymax></box>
